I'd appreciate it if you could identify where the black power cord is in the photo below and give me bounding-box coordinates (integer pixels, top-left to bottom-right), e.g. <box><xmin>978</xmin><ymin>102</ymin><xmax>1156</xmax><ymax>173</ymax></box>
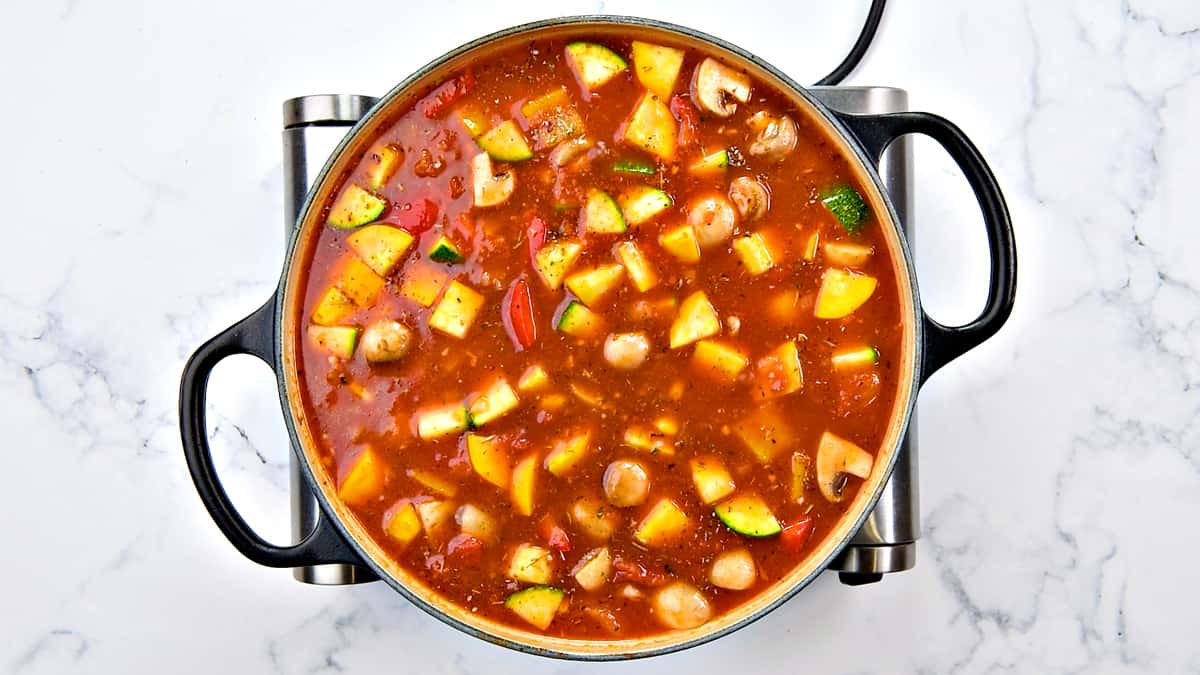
<box><xmin>814</xmin><ymin>0</ymin><xmax>887</xmax><ymax>86</ymax></box>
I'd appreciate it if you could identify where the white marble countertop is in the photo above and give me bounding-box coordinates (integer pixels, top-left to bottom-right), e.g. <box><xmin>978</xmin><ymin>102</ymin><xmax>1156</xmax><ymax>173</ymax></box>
<box><xmin>4</xmin><ymin>0</ymin><xmax>1198</xmax><ymax>672</ymax></box>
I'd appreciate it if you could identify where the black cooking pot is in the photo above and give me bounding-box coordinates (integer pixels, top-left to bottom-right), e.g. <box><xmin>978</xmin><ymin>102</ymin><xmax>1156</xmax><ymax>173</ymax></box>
<box><xmin>179</xmin><ymin>16</ymin><xmax>1015</xmax><ymax>660</ymax></box>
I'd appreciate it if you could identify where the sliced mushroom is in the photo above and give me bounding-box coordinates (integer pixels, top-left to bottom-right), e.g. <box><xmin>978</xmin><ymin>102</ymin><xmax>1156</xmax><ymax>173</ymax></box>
<box><xmin>815</xmin><ymin>431</ymin><xmax>875</xmax><ymax>502</ymax></box>
<box><xmin>691</xmin><ymin>58</ymin><xmax>752</xmax><ymax>117</ymax></box>
<box><xmin>603</xmin><ymin>459</ymin><xmax>650</xmax><ymax>507</ymax></box>
<box><xmin>471</xmin><ymin>152</ymin><xmax>515</xmax><ymax>207</ymax></box>
<box><xmin>746</xmin><ymin>111</ymin><xmax>798</xmax><ymax>162</ymax></box>
<box><xmin>728</xmin><ymin>176</ymin><xmax>769</xmax><ymax>221</ymax></box>
<box><xmin>570</xmin><ymin>497</ymin><xmax>622</xmax><ymax>541</ymax></box>
<box><xmin>603</xmin><ymin>332</ymin><xmax>650</xmax><ymax>370</ymax></box>
<box><xmin>652</xmin><ymin>581</ymin><xmax>713</xmax><ymax>630</ymax></box>
<box><xmin>686</xmin><ymin>193</ymin><xmax>738</xmax><ymax>248</ymax></box>
<box><xmin>360</xmin><ymin>320</ymin><xmax>414</xmax><ymax>363</ymax></box>
<box><xmin>709</xmin><ymin>548</ymin><xmax>757</xmax><ymax>590</ymax></box>
<box><xmin>549</xmin><ymin>135</ymin><xmax>595</xmax><ymax>167</ymax></box>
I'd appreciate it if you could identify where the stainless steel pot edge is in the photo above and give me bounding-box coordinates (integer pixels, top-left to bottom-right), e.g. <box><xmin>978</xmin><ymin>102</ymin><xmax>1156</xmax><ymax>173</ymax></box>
<box><xmin>270</xmin><ymin>15</ymin><xmax>924</xmax><ymax>660</ymax></box>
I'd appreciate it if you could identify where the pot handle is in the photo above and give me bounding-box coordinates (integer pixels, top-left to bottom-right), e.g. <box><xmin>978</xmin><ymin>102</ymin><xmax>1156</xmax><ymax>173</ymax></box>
<box><xmin>835</xmin><ymin>110</ymin><xmax>1017</xmax><ymax>383</ymax></box>
<box><xmin>178</xmin><ymin>298</ymin><xmax>364</xmax><ymax>567</ymax></box>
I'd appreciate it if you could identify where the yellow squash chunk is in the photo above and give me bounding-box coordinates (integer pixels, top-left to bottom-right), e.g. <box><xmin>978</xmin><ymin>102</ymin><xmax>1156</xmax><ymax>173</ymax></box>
<box><xmin>690</xmin><ymin>457</ymin><xmax>736</xmax><ymax>504</ymax></box>
<box><xmin>621</xmin><ymin>91</ymin><xmax>677</xmax><ymax>161</ymax></box>
<box><xmin>383</xmin><ymin>501</ymin><xmax>422</xmax><ymax>546</ymax></box>
<box><xmin>468</xmin><ymin>377</ymin><xmax>520</xmax><ymax>427</ymax></box>
<box><xmin>565</xmin><ymin>264</ymin><xmax>626</xmax><ymax>307</ymax></box>
<box><xmin>337</xmin><ymin>257</ymin><xmax>385</xmax><ymax>307</ymax></box>
<box><xmin>455</xmin><ymin>104</ymin><xmax>489</xmax><ymax>138</ymax></box>
<box><xmin>534</xmin><ymin>239</ymin><xmax>584</xmax><ymax>290</ymax></box>
<box><xmin>734</xmin><ymin>404</ymin><xmax>796</xmax><ymax>463</ymax></box>
<box><xmin>509</xmin><ymin>543</ymin><xmax>555</xmax><ymax>584</ymax></box>
<box><xmin>399</xmin><ymin>263</ymin><xmax>448</xmax><ymax>307</ymax></box>
<box><xmin>406</xmin><ymin>468</ymin><xmax>458</xmax><ymax>498</ymax></box>
<box><xmin>669</xmin><ymin>291</ymin><xmax>720</xmax><ymax>349</ymax></box>
<box><xmin>308</xmin><ymin>325</ymin><xmax>359</xmax><ymax>360</ymax></box>
<box><xmin>631</xmin><ymin>41</ymin><xmax>685</xmax><ymax>99</ymax></box>
<box><xmin>414</xmin><ymin>403</ymin><xmax>470</xmax><ymax>440</ymax></box>
<box><xmin>823</xmin><ymin>241</ymin><xmax>874</xmax><ymax>267</ymax></box>
<box><xmin>614</xmin><ymin>241</ymin><xmax>659</xmax><ymax>292</ymax></box>
<box><xmin>505</xmin><ymin>586</ymin><xmax>565</xmax><ymax>631</ymax></box>
<box><xmin>754</xmin><ymin>341</ymin><xmax>803</xmax><ymax>400</ymax></box>
<box><xmin>311</xmin><ymin>286</ymin><xmax>356</xmax><ymax>326</ymax></box>
<box><xmin>429</xmin><ymin>280</ymin><xmax>485</xmax><ymax>338</ymax></box>
<box><xmin>732</xmin><ymin>232</ymin><xmax>775</xmax><ymax>275</ymax></box>
<box><xmin>327</xmin><ymin>184</ymin><xmax>386</xmax><ymax>229</ymax></box>
<box><xmin>545</xmin><ymin>430</ymin><xmax>591</xmax><ymax>477</ymax></box>
<box><xmin>688</xmin><ymin>148</ymin><xmax>729</xmax><ymax>175</ymax></box>
<box><xmin>815</xmin><ymin>268</ymin><xmax>878</xmax><ymax>319</ymax></box>
<box><xmin>658</xmin><ymin>224</ymin><xmax>701</xmax><ymax>263</ymax></box>
<box><xmin>366</xmin><ymin>144</ymin><xmax>404</xmax><ymax>191</ymax></box>
<box><xmin>634</xmin><ymin>498</ymin><xmax>690</xmax><ymax>547</ymax></box>
<box><xmin>511</xmin><ymin>453</ymin><xmax>539</xmax><ymax>517</ymax></box>
<box><xmin>466</xmin><ymin>433</ymin><xmax>511</xmax><ymax>489</ymax></box>
<box><xmin>692</xmin><ymin>339</ymin><xmax>748</xmax><ymax>382</ymax></box>
<box><xmin>347</xmin><ymin>225</ymin><xmax>415</xmax><ymax>277</ymax></box>
<box><xmin>337</xmin><ymin>446</ymin><xmax>384</xmax><ymax>505</ymax></box>
<box><xmin>816</xmin><ymin>431</ymin><xmax>875</xmax><ymax>502</ymax></box>
<box><xmin>802</xmin><ymin>231</ymin><xmax>820</xmax><ymax>261</ymax></box>
<box><xmin>517</xmin><ymin>365</ymin><xmax>550</xmax><ymax>392</ymax></box>
<box><xmin>623</xmin><ymin>425</ymin><xmax>675</xmax><ymax>456</ymax></box>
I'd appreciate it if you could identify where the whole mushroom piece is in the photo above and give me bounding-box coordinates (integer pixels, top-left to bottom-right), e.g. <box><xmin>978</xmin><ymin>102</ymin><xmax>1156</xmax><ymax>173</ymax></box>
<box><xmin>360</xmin><ymin>319</ymin><xmax>414</xmax><ymax>363</ymax></box>
<box><xmin>691</xmin><ymin>58</ymin><xmax>752</xmax><ymax>117</ymax></box>
<box><xmin>728</xmin><ymin>176</ymin><xmax>769</xmax><ymax>221</ymax></box>
<box><xmin>746</xmin><ymin>111</ymin><xmax>798</xmax><ymax>162</ymax></box>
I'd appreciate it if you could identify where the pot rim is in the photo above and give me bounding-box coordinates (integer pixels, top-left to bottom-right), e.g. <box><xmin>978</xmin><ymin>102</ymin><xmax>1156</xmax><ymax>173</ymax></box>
<box><xmin>274</xmin><ymin>14</ymin><xmax>924</xmax><ymax>660</ymax></box>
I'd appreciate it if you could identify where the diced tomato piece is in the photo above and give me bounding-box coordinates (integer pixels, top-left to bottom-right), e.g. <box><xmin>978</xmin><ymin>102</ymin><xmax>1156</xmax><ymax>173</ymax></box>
<box><xmin>381</xmin><ymin>197</ymin><xmax>438</xmax><ymax>234</ymax></box>
<box><xmin>611</xmin><ymin>557</ymin><xmax>669</xmax><ymax>586</ymax></box>
<box><xmin>503</xmin><ymin>278</ymin><xmax>537</xmax><ymax>350</ymax></box>
<box><xmin>537</xmin><ymin>515</ymin><xmax>572</xmax><ymax>552</ymax></box>
<box><xmin>419</xmin><ymin>70</ymin><xmax>475</xmax><ymax>119</ymax></box>
<box><xmin>446</xmin><ymin>534</ymin><xmax>485</xmax><ymax>565</ymax></box>
<box><xmin>527</xmin><ymin>216</ymin><xmax>547</xmax><ymax>263</ymax></box>
<box><xmin>780</xmin><ymin>517</ymin><xmax>814</xmax><ymax>554</ymax></box>
<box><xmin>669</xmin><ymin>95</ymin><xmax>700</xmax><ymax>147</ymax></box>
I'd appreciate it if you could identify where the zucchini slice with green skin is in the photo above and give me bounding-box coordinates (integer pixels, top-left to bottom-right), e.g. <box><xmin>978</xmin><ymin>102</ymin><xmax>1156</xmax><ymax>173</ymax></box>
<box><xmin>556</xmin><ymin>300</ymin><xmax>604</xmax><ymax>338</ymax></box>
<box><xmin>617</xmin><ymin>185</ymin><xmax>673</xmax><ymax>226</ymax></box>
<box><xmin>714</xmin><ymin>494</ymin><xmax>781</xmax><ymax>537</ymax></box>
<box><xmin>477</xmin><ymin>120</ymin><xmax>533</xmax><ymax>162</ymax></box>
<box><xmin>327</xmin><ymin>184</ymin><xmax>386</xmax><ymax>229</ymax></box>
<box><xmin>414</xmin><ymin>403</ymin><xmax>471</xmax><ymax>440</ymax></box>
<box><xmin>308</xmin><ymin>325</ymin><xmax>359</xmax><ymax>359</ymax></box>
<box><xmin>821</xmin><ymin>185</ymin><xmax>869</xmax><ymax>232</ymax></box>
<box><xmin>505</xmin><ymin>586</ymin><xmax>565</xmax><ymax>630</ymax></box>
<box><xmin>428</xmin><ymin>235</ymin><xmax>464</xmax><ymax>264</ymax></box>
<box><xmin>688</xmin><ymin>149</ymin><xmax>729</xmax><ymax>175</ymax></box>
<box><xmin>831</xmin><ymin>345</ymin><xmax>879</xmax><ymax>369</ymax></box>
<box><xmin>565</xmin><ymin>42</ymin><xmax>627</xmax><ymax>93</ymax></box>
<box><xmin>612</xmin><ymin>157</ymin><xmax>656</xmax><ymax>176</ymax></box>
<box><xmin>582</xmin><ymin>189</ymin><xmax>627</xmax><ymax>234</ymax></box>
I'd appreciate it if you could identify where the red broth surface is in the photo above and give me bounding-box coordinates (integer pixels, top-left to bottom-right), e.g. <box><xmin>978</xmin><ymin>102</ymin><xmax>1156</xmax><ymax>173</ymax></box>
<box><xmin>294</xmin><ymin>34</ymin><xmax>903</xmax><ymax>639</ymax></box>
